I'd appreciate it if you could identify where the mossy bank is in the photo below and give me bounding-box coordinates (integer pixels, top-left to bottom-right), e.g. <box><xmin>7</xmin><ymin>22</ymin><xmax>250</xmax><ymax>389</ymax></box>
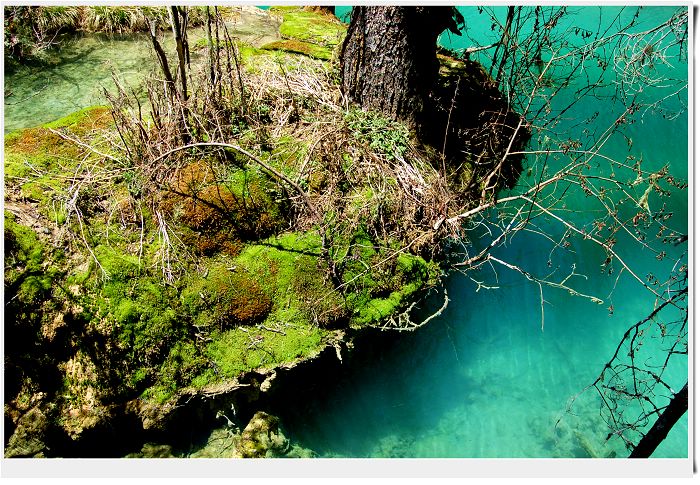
<box><xmin>4</xmin><ymin>7</ymin><xmax>441</xmax><ymax>458</ymax></box>
<box><xmin>4</xmin><ymin>6</ymin><xmax>519</xmax><ymax>457</ymax></box>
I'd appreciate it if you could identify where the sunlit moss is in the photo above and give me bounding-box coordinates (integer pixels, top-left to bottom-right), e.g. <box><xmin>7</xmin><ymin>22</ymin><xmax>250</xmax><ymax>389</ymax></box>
<box><xmin>5</xmin><ymin>106</ymin><xmax>115</xmax><ymax>221</ymax></box>
<box><xmin>181</xmin><ymin>263</ymin><xmax>273</xmax><ymax>330</ymax></box>
<box><xmin>234</xmin><ymin>231</ymin><xmax>348</xmax><ymax>327</ymax></box>
<box><xmin>270</xmin><ymin>6</ymin><xmax>346</xmax><ymax>48</ymax></box>
<box><xmin>92</xmin><ymin>245</ymin><xmax>141</xmax><ymax>281</ymax></box>
<box><xmin>204</xmin><ymin>324</ymin><xmax>323</xmax><ymax>379</ymax></box>
<box><xmin>4</xmin><ymin>213</ymin><xmax>57</xmax><ymax>303</ymax></box>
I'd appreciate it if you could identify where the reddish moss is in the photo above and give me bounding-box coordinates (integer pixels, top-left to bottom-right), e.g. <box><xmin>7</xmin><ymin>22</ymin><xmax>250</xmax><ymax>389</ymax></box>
<box><xmin>261</xmin><ymin>39</ymin><xmax>331</xmax><ymax>59</ymax></box>
<box><xmin>181</xmin><ymin>229</ymin><xmax>243</xmax><ymax>257</ymax></box>
<box><xmin>172</xmin><ymin>160</ymin><xmax>216</xmax><ymax>194</ymax></box>
<box><xmin>5</xmin><ymin>106</ymin><xmax>113</xmax><ymax>162</ymax></box>
<box><xmin>6</xmin><ymin>127</ymin><xmax>79</xmax><ymax>158</ymax></box>
<box><xmin>160</xmin><ymin>161</ymin><xmax>285</xmax><ymax>255</ymax></box>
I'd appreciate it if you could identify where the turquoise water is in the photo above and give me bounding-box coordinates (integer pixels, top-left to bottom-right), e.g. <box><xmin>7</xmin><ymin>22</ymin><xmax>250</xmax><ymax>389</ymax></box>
<box><xmin>268</xmin><ymin>5</ymin><xmax>689</xmax><ymax>459</ymax></box>
<box><xmin>4</xmin><ymin>32</ymin><xmax>157</xmax><ymax>133</ymax></box>
<box><xmin>3</xmin><ymin>6</ymin><xmax>688</xmax><ymax>459</ymax></box>
<box><xmin>4</xmin><ymin>9</ymin><xmax>281</xmax><ymax>133</ymax></box>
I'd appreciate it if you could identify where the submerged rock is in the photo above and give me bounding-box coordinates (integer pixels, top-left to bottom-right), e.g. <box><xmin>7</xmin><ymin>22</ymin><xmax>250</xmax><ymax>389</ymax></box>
<box><xmin>125</xmin><ymin>443</ymin><xmax>175</xmax><ymax>458</ymax></box>
<box><xmin>234</xmin><ymin>411</ymin><xmax>289</xmax><ymax>458</ymax></box>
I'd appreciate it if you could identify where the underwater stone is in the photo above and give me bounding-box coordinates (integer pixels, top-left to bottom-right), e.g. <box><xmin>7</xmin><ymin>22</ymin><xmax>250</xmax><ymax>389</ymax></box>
<box><xmin>234</xmin><ymin>411</ymin><xmax>289</xmax><ymax>458</ymax></box>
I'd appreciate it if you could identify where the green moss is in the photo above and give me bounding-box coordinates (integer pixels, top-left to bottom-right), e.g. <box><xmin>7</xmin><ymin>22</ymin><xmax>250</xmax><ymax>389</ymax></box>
<box><xmin>181</xmin><ymin>263</ymin><xmax>273</xmax><ymax>330</ymax></box>
<box><xmin>355</xmin><ymin>292</ymin><xmax>403</xmax><ymax>325</ymax></box>
<box><xmin>189</xmin><ymin>369</ymin><xmax>217</xmax><ymax>389</ymax></box>
<box><xmin>233</xmin><ymin>232</ymin><xmax>328</xmax><ymax>311</ymax></box>
<box><xmin>5</xmin><ymin>214</ymin><xmax>64</xmax><ymax>307</ymax></box>
<box><xmin>236</xmin><ymin>231</ymin><xmax>364</xmax><ymax>329</ymax></box>
<box><xmin>5</xmin><ymin>106</ymin><xmax>111</xmax><ymax>160</ymax></box>
<box><xmin>43</xmin><ymin>105</ymin><xmax>112</xmax><ymax>131</ymax></box>
<box><xmin>4</xmin><ymin>211</ymin><xmax>67</xmax><ymax>381</ymax></box>
<box><xmin>129</xmin><ymin>368</ymin><xmax>149</xmax><ymax>388</ymax></box>
<box><xmin>145</xmin><ymin>340</ymin><xmax>207</xmax><ymax>401</ymax></box>
<box><xmin>194</xmin><ymin>38</ymin><xmax>270</xmax><ymax>66</ymax></box>
<box><xmin>270</xmin><ymin>6</ymin><xmax>346</xmax><ymax>48</ymax></box>
<box><xmin>5</xmin><ymin>106</ymin><xmax>115</xmax><ymax>223</ymax></box>
<box><xmin>204</xmin><ymin>324</ymin><xmax>323</xmax><ymax>379</ymax></box>
<box><xmin>141</xmin><ymin>383</ymin><xmax>176</xmax><ymax>405</ymax></box>
<box><xmin>4</xmin><ymin>213</ymin><xmax>45</xmax><ymax>269</ymax></box>
<box><xmin>93</xmin><ymin>245</ymin><xmax>141</xmax><ymax>281</ymax></box>
<box><xmin>320</xmin><ymin>227</ymin><xmax>438</xmax><ymax>327</ymax></box>
<box><xmin>99</xmin><ymin>276</ymin><xmax>185</xmax><ymax>371</ymax></box>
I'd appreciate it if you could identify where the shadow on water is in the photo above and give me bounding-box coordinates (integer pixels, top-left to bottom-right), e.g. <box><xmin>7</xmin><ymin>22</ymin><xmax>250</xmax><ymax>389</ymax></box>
<box><xmin>264</xmin><ymin>289</ymin><xmax>484</xmax><ymax>458</ymax></box>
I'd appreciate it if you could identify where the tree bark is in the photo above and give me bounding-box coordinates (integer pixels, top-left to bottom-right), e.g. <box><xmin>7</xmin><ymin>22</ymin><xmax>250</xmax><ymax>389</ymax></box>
<box><xmin>629</xmin><ymin>382</ymin><xmax>688</xmax><ymax>458</ymax></box>
<box><xmin>339</xmin><ymin>7</ymin><xmax>455</xmax><ymax>128</ymax></box>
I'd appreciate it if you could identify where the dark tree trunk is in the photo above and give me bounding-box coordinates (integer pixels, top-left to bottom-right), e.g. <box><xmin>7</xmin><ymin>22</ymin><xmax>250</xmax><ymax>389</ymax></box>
<box><xmin>339</xmin><ymin>7</ymin><xmax>455</xmax><ymax>128</ymax></box>
<box><xmin>629</xmin><ymin>382</ymin><xmax>688</xmax><ymax>458</ymax></box>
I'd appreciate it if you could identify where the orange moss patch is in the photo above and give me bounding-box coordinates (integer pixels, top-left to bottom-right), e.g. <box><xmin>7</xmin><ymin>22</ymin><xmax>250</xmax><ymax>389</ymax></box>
<box><xmin>181</xmin><ymin>229</ymin><xmax>244</xmax><ymax>257</ymax></box>
<box><xmin>6</xmin><ymin>127</ymin><xmax>80</xmax><ymax>158</ymax></box>
<box><xmin>5</xmin><ymin>106</ymin><xmax>113</xmax><ymax>160</ymax></box>
<box><xmin>171</xmin><ymin>160</ymin><xmax>217</xmax><ymax>193</ymax></box>
<box><xmin>159</xmin><ymin>161</ymin><xmax>285</xmax><ymax>256</ymax></box>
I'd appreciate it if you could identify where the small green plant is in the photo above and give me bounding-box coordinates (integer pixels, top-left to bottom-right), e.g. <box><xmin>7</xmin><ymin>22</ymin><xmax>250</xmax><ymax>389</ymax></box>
<box><xmin>345</xmin><ymin>108</ymin><xmax>410</xmax><ymax>159</ymax></box>
<box><xmin>270</xmin><ymin>6</ymin><xmax>346</xmax><ymax>48</ymax></box>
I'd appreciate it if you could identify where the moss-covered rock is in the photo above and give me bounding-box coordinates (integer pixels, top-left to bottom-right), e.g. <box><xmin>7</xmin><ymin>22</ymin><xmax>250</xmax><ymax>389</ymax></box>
<box><xmin>3</xmin><ymin>7</ymin><xmax>457</xmax><ymax>455</ymax></box>
<box><xmin>160</xmin><ymin>161</ymin><xmax>286</xmax><ymax>255</ymax></box>
<box><xmin>5</xmin><ymin>106</ymin><xmax>114</xmax><ymax>224</ymax></box>
<box><xmin>234</xmin><ymin>411</ymin><xmax>289</xmax><ymax>458</ymax></box>
<box><xmin>181</xmin><ymin>263</ymin><xmax>273</xmax><ymax>330</ymax></box>
<box><xmin>4</xmin><ymin>405</ymin><xmax>52</xmax><ymax>458</ymax></box>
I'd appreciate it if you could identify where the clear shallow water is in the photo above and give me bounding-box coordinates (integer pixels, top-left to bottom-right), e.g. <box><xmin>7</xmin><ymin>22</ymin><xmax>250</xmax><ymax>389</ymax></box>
<box><xmin>3</xmin><ymin>6</ymin><xmax>687</xmax><ymax>459</ymax></box>
<box><xmin>4</xmin><ymin>8</ymin><xmax>281</xmax><ymax>133</ymax></box>
<box><xmin>4</xmin><ymin>32</ymin><xmax>156</xmax><ymax>133</ymax></box>
<box><xmin>267</xmin><ymin>5</ymin><xmax>689</xmax><ymax>459</ymax></box>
